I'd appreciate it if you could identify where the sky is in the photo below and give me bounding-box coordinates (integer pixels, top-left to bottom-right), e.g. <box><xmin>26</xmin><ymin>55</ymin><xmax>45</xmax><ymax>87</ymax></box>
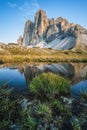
<box><xmin>0</xmin><ymin>0</ymin><xmax>87</xmax><ymax>43</ymax></box>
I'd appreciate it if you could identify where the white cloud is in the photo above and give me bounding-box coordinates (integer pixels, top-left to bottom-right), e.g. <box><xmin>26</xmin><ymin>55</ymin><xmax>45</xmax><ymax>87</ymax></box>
<box><xmin>8</xmin><ymin>2</ymin><xmax>17</xmax><ymax>8</ymax></box>
<box><xmin>18</xmin><ymin>0</ymin><xmax>40</xmax><ymax>19</ymax></box>
<box><xmin>7</xmin><ymin>0</ymin><xmax>40</xmax><ymax>20</ymax></box>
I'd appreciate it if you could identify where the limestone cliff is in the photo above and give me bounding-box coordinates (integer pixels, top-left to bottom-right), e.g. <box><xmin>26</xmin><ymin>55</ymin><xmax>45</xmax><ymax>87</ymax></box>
<box><xmin>23</xmin><ymin>9</ymin><xmax>87</xmax><ymax>50</ymax></box>
<box><xmin>17</xmin><ymin>35</ymin><xmax>23</xmax><ymax>46</ymax></box>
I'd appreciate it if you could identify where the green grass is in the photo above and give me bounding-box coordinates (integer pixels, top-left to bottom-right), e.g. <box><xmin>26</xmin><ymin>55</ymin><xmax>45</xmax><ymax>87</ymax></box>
<box><xmin>35</xmin><ymin>102</ymin><xmax>52</xmax><ymax>121</ymax></box>
<box><xmin>0</xmin><ymin>86</ymin><xmax>12</xmax><ymax>128</ymax></box>
<box><xmin>0</xmin><ymin>86</ymin><xmax>36</xmax><ymax>130</ymax></box>
<box><xmin>80</xmin><ymin>92</ymin><xmax>87</xmax><ymax>103</ymax></box>
<box><xmin>21</xmin><ymin>115</ymin><xmax>36</xmax><ymax>130</ymax></box>
<box><xmin>49</xmin><ymin>99</ymin><xmax>71</xmax><ymax>116</ymax></box>
<box><xmin>29</xmin><ymin>72</ymin><xmax>70</xmax><ymax>100</ymax></box>
<box><xmin>71</xmin><ymin>117</ymin><xmax>81</xmax><ymax>130</ymax></box>
<box><xmin>0</xmin><ymin>75</ymin><xmax>87</xmax><ymax>129</ymax></box>
<box><xmin>0</xmin><ymin>75</ymin><xmax>70</xmax><ymax>129</ymax></box>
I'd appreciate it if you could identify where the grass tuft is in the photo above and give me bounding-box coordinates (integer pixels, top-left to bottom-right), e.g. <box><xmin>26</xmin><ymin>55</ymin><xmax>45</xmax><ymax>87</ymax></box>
<box><xmin>29</xmin><ymin>72</ymin><xmax>70</xmax><ymax>100</ymax></box>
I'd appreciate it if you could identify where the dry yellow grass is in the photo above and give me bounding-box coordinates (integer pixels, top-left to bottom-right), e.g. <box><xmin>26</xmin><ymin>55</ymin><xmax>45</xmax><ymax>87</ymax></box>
<box><xmin>0</xmin><ymin>48</ymin><xmax>87</xmax><ymax>64</ymax></box>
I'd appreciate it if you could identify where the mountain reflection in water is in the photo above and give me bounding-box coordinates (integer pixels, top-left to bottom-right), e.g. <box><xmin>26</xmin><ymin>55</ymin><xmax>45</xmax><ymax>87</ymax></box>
<box><xmin>0</xmin><ymin>63</ymin><xmax>87</xmax><ymax>93</ymax></box>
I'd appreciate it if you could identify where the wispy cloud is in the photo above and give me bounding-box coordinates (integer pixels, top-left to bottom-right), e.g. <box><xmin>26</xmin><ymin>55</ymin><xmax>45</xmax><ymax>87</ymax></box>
<box><xmin>8</xmin><ymin>2</ymin><xmax>17</xmax><ymax>8</ymax></box>
<box><xmin>7</xmin><ymin>0</ymin><xmax>40</xmax><ymax>20</ymax></box>
<box><xmin>18</xmin><ymin>0</ymin><xmax>40</xmax><ymax>19</ymax></box>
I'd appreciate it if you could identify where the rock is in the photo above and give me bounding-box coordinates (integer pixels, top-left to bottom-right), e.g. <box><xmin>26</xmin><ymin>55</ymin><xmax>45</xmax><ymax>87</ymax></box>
<box><xmin>19</xmin><ymin>98</ymin><xmax>32</xmax><ymax>110</ymax></box>
<box><xmin>71</xmin><ymin>80</ymin><xmax>87</xmax><ymax>98</ymax></box>
<box><xmin>37</xmin><ymin>125</ymin><xmax>43</xmax><ymax>130</ymax></box>
<box><xmin>70</xmin><ymin>116</ymin><xmax>81</xmax><ymax>130</ymax></box>
<box><xmin>80</xmin><ymin>102</ymin><xmax>87</xmax><ymax>107</ymax></box>
<box><xmin>46</xmin><ymin>18</ymin><xmax>59</xmax><ymax>39</ymax></box>
<box><xmin>23</xmin><ymin>9</ymin><xmax>87</xmax><ymax>51</ymax></box>
<box><xmin>23</xmin><ymin>10</ymin><xmax>49</xmax><ymax>46</ymax></box>
<box><xmin>62</xmin><ymin>116</ymin><xmax>81</xmax><ymax>130</ymax></box>
<box><xmin>34</xmin><ymin>10</ymin><xmax>49</xmax><ymax>37</ymax></box>
<box><xmin>17</xmin><ymin>35</ymin><xmax>23</xmax><ymax>46</ymax></box>
<box><xmin>37</xmin><ymin>124</ymin><xmax>48</xmax><ymax>130</ymax></box>
<box><xmin>55</xmin><ymin>17</ymin><xmax>69</xmax><ymax>33</ymax></box>
<box><xmin>9</xmin><ymin>125</ymin><xmax>20</xmax><ymax>130</ymax></box>
<box><xmin>23</xmin><ymin>20</ymin><xmax>34</xmax><ymax>46</ymax></box>
<box><xmin>61</xmin><ymin>96</ymin><xmax>73</xmax><ymax>105</ymax></box>
<box><xmin>50</xmin><ymin>123</ymin><xmax>58</xmax><ymax>130</ymax></box>
<box><xmin>37</xmin><ymin>123</ymin><xmax>58</xmax><ymax>130</ymax></box>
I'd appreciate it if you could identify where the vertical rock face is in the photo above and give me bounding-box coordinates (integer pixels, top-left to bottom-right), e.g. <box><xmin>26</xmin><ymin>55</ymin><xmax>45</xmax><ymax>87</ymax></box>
<box><xmin>23</xmin><ymin>9</ymin><xmax>87</xmax><ymax>50</ymax></box>
<box><xmin>23</xmin><ymin>10</ymin><xmax>49</xmax><ymax>46</ymax></box>
<box><xmin>55</xmin><ymin>17</ymin><xmax>69</xmax><ymax>33</ymax></box>
<box><xmin>23</xmin><ymin>20</ymin><xmax>34</xmax><ymax>46</ymax></box>
<box><xmin>46</xmin><ymin>18</ymin><xmax>59</xmax><ymax>38</ymax></box>
<box><xmin>34</xmin><ymin>10</ymin><xmax>49</xmax><ymax>36</ymax></box>
<box><xmin>17</xmin><ymin>35</ymin><xmax>23</xmax><ymax>46</ymax></box>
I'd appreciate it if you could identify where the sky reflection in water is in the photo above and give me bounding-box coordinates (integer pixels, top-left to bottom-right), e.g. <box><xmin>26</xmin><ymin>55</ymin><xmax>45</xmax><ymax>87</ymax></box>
<box><xmin>0</xmin><ymin>63</ymin><xmax>87</xmax><ymax>97</ymax></box>
<box><xmin>0</xmin><ymin>68</ymin><xmax>27</xmax><ymax>90</ymax></box>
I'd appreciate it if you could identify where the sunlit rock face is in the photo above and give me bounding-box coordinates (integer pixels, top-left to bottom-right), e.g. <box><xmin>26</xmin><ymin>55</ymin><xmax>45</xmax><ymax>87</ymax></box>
<box><xmin>23</xmin><ymin>20</ymin><xmax>34</xmax><ymax>46</ymax></box>
<box><xmin>23</xmin><ymin>9</ymin><xmax>87</xmax><ymax>50</ymax></box>
<box><xmin>23</xmin><ymin>10</ymin><xmax>49</xmax><ymax>46</ymax></box>
<box><xmin>34</xmin><ymin>10</ymin><xmax>49</xmax><ymax>39</ymax></box>
<box><xmin>17</xmin><ymin>35</ymin><xmax>23</xmax><ymax>46</ymax></box>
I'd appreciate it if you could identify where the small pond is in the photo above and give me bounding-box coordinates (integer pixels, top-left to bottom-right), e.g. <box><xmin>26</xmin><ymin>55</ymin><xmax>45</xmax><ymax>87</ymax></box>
<box><xmin>0</xmin><ymin>63</ymin><xmax>87</xmax><ymax>97</ymax></box>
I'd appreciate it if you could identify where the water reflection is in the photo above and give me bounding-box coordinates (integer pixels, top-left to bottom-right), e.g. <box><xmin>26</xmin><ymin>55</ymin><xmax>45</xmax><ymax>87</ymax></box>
<box><xmin>0</xmin><ymin>68</ymin><xmax>27</xmax><ymax>90</ymax></box>
<box><xmin>0</xmin><ymin>63</ymin><xmax>87</xmax><ymax>93</ymax></box>
<box><xmin>36</xmin><ymin>63</ymin><xmax>74</xmax><ymax>79</ymax></box>
<box><xmin>71</xmin><ymin>80</ymin><xmax>87</xmax><ymax>98</ymax></box>
<box><xmin>18</xmin><ymin>65</ymin><xmax>41</xmax><ymax>84</ymax></box>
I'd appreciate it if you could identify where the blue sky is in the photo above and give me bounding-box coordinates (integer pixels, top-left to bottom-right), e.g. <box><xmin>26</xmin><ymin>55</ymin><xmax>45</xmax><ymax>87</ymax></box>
<box><xmin>0</xmin><ymin>0</ymin><xmax>87</xmax><ymax>43</ymax></box>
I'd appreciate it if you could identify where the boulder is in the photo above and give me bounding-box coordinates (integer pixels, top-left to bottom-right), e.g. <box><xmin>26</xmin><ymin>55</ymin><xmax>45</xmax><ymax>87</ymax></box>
<box><xmin>9</xmin><ymin>125</ymin><xmax>20</xmax><ymax>130</ymax></box>
<box><xmin>19</xmin><ymin>98</ymin><xmax>32</xmax><ymax>110</ymax></box>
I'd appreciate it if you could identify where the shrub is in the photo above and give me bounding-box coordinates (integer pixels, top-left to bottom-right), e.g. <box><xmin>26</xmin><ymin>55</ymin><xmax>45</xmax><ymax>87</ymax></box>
<box><xmin>29</xmin><ymin>72</ymin><xmax>70</xmax><ymax>99</ymax></box>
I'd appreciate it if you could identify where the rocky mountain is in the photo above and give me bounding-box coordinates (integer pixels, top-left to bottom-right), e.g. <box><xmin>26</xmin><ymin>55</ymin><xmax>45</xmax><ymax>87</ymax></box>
<box><xmin>17</xmin><ymin>35</ymin><xmax>23</xmax><ymax>46</ymax></box>
<box><xmin>23</xmin><ymin>9</ymin><xmax>87</xmax><ymax>50</ymax></box>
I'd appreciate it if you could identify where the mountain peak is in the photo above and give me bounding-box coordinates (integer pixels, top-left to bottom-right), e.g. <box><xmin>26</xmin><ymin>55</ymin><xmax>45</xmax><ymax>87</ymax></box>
<box><xmin>36</xmin><ymin>9</ymin><xmax>46</xmax><ymax>15</ymax></box>
<box><xmin>23</xmin><ymin>9</ymin><xmax>87</xmax><ymax>50</ymax></box>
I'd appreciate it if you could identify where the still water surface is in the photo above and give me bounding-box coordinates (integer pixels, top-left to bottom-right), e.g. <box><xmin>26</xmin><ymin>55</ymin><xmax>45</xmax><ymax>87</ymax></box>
<box><xmin>0</xmin><ymin>63</ymin><xmax>87</xmax><ymax>94</ymax></box>
<box><xmin>0</xmin><ymin>68</ymin><xmax>27</xmax><ymax>90</ymax></box>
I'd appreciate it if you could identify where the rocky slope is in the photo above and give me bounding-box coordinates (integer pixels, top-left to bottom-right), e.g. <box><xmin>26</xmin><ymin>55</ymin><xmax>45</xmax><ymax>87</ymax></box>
<box><xmin>23</xmin><ymin>9</ymin><xmax>87</xmax><ymax>50</ymax></box>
